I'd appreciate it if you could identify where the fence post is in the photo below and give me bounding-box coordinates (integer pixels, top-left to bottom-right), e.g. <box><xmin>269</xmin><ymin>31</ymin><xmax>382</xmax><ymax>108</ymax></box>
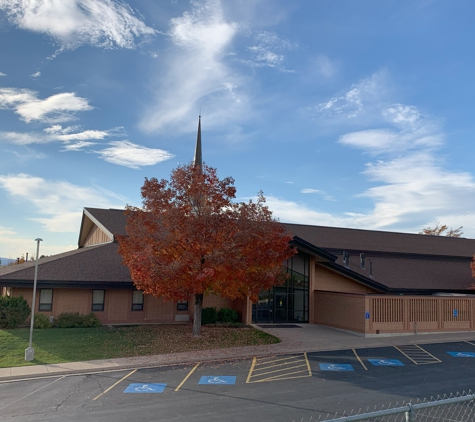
<box><xmin>405</xmin><ymin>403</ymin><xmax>413</xmax><ymax>421</ymax></box>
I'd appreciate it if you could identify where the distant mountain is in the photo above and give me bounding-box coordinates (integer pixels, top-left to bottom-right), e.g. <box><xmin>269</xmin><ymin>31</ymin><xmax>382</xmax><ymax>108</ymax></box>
<box><xmin>0</xmin><ymin>258</ymin><xmax>15</xmax><ymax>266</ymax></box>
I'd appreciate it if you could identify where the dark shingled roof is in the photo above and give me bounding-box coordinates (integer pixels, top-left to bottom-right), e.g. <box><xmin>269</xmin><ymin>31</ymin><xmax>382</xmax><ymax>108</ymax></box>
<box><xmin>2</xmin><ymin>208</ymin><xmax>475</xmax><ymax>293</ymax></box>
<box><xmin>0</xmin><ymin>242</ymin><xmax>132</xmax><ymax>288</ymax></box>
<box><xmin>285</xmin><ymin>223</ymin><xmax>475</xmax><ymax>258</ymax></box>
<box><xmin>84</xmin><ymin>208</ymin><xmax>128</xmax><ymax>237</ymax></box>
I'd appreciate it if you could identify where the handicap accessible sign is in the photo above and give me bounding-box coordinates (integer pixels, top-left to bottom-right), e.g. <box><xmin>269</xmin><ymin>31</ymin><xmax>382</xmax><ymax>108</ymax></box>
<box><xmin>368</xmin><ymin>359</ymin><xmax>405</xmax><ymax>367</ymax></box>
<box><xmin>319</xmin><ymin>363</ymin><xmax>354</xmax><ymax>372</ymax></box>
<box><xmin>447</xmin><ymin>351</ymin><xmax>475</xmax><ymax>358</ymax></box>
<box><xmin>199</xmin><ymin>376</ymin><xmax>236</xmax><ymax>385</ymax></box>
<box><xmin>124</xmin><ymin>383</ymin><xmax>167</xmax><ymax>393</ymax></box>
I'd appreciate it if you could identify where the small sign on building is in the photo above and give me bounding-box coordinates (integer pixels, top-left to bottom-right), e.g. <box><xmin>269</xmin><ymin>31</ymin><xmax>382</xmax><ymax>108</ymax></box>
<box><xmin>453</xmin><ymin>309</ymin><xmax>458</xmax><ymax>318</ymax></box>
<box><xmin>365</xmin><ymin>312</ymin><xmax>370</xmax><ymax>320</ymax></box>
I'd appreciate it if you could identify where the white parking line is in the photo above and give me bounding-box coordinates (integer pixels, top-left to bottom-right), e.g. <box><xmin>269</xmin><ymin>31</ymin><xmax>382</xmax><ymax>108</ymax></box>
<box><xmin>0</xmin><ymin>376</ymin><xmax>66</xmax><ymax>411</ymax></box>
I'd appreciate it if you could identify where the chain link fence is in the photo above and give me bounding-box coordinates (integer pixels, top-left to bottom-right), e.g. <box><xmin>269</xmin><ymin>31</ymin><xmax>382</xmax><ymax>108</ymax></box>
<box><xmin>294</xmin><ymin>391</ymin><xmax>475</xmax><ymax>422</ymax></box>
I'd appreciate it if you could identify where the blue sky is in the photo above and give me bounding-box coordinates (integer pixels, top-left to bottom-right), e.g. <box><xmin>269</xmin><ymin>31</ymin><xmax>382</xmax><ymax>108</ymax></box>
<box><xmin>1</xmin><ymin>0</ymin><xmax>475</xmax><ymax>259</ymax></box>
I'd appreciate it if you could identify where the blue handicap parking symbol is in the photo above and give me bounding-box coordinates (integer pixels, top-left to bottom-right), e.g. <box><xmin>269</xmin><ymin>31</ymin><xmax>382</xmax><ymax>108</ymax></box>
<box><xmin>447</xmin><ymin>351</ymin><xmax>475</xmax><ymax>358</ymax></box>
<box><xmin>319</xmin><ymin>363</ymin><xmax>354</xmax><ymax>372</ymax></box>
<box><xmin>368</xmin><ymin>359</ymin><xmax>405</xmax><ymax>367</ymax></box>
<box><xmin>198</xmin><ymin>376</ymin><xmax>236</xmax><ymax>385</ymax></box>
<box><xmin>124</xmin><ymin>383</ymin><xmax>167</xmax><ymax>393</ymax></box>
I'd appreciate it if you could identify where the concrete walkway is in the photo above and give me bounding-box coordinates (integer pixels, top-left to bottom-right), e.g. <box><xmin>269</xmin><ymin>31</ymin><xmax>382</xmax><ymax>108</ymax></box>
<box><xmin>1</xmin><ymin>324</ymin><xmax>475</xmax><ymax>382</ymax></box>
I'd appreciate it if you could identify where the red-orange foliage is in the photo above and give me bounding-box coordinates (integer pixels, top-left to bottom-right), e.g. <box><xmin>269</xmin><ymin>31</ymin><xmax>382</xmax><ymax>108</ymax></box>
<box><xmin>118</xmin><ymin>163</ymin><xmax>295</xmax><ymax>335</ymax></box>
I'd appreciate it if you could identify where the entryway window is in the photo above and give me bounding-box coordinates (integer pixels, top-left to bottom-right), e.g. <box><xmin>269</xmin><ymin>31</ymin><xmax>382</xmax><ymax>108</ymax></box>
<box><xmin>92</xmin><ymin>290</ymin><xmax>105</xmax><ymax>311</ymax></box>
<box><xmin>39</xmin><ymin>289</ymin><xmax>53</xmax><ymax>311</ymax></box>
<box><xmin>132</xmin><ymin>291</ymin><xmax>144</xmax><ymax>311</ymax></box>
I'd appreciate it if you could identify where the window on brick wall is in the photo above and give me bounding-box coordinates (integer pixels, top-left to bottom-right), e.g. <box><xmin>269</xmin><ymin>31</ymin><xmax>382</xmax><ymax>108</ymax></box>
<box><xmin>92</xmin><ymin>290</ymin><xmax>105</xmax><ymax>312</ymax></box>
<box><xmin>132</xmin><ymin>290</ymin><xmax>144</xmax><ymax>311</ymax></box>
<box><xmin>177</xmin><ymin>300</ymin><xmax>188</xmax><ymax>311</ymax></box>
<box><xmin>39</xmin><ymin>289</ymin><xmax>53</xmax><ymax>311</ymax></box>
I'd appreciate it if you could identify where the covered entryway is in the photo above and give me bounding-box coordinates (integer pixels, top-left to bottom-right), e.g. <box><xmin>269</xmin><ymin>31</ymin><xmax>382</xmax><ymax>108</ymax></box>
<box><xmin>252</xmin><ymin>253</ymin><xmax>309</xmax><ymax>323</ymax></box>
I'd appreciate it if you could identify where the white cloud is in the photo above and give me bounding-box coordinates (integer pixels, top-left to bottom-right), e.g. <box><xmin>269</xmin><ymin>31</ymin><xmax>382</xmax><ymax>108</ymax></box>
<box><xmin>0</xmin><ymin>88</ymin><xmax>92</xmax><ymax>123</ymax></box>
<box><xmin>31</xmin><ymin>71</ymin><xmax>41</xmax><ymax>78</ymax></box>
<box><xmin>0</xmin><ymin>173</ymin><xmax>127</xmax><ymax>232</ymax></box>
<box><xmin>314</xmin><ymin>70</ymin><xmax>388</xmax><ymax>120</ymax></box>
<box><xmin>0</xmin><ymin>0</ymin><xmax>156</xmax><ymax>52</ymax></box>
<box><xmin>301</xmin><ymin>188</ymin><xmax>325</xmax><ymax>194</ymax></box>
<box><xmin>338</xmin><ymin>128</ymin><xmax>442</xmax><ymax>155</ymax></box>
<box><xmin>0</xmin><ymin>71</ymin><xmax>6</xmax><ymax>76</ymax></box>
<box><xmin>245</xmin><ymin>30</ymin><xmax>294</xmax><ymax>72</ymax></box>
<box><xmin>61</xmin><ymin>141</ymin><xmax>97</xmax><ymax>151</ymax></box>
<box><xmin>95</xmin><ymin>140</ymin><xmax>174</xmax><ymax>169</ymax></box>
<box><xmin>139</xmin><ymin>0</ymin><xmax>246</xmax><ymax>133</ymax></box>
<box><xmin>0</xmin><ymin>126</ymin><xmax>119</xmax><ymax>145</ymax></box>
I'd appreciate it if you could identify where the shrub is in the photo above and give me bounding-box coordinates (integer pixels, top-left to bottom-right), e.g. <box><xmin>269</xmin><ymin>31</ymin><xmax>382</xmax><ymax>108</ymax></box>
<box><xmin>54</xmin><ymin>312</ymin><xmax>101</xmax><ymax>328</ymax></box>
<box><xmin>201</xmin><ymin>307</ymin><xmax>218</xmax><ymax>325</ymax></box>
<box><xmin>0</xmin><ymin>295</ymin><xmax>31</xmax><ymax>328</ymax></box>
<box><xmin>217</xmin><ymin>307</ymin><xmax>238</xmax><ymax>323</ymax></box>
<box><xmin>33</xmin><ymin>313</ymin><xmax>53</xmax><ymax>329</ymax></box>
<box><xmin>80</xmin><ymin>312</ymin><xmax>101</xmax><ymax>328</ymax></box>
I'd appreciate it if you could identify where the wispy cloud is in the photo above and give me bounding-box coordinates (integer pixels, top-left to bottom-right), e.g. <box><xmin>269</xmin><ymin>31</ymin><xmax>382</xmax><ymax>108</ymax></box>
<box><xmin>301</xmin><ymin>188</ymin><xmax>324</xmax><ymax>194</ymax></box>
<box><xmin>95</xmin><ymin>140</ymin><xmax>175</xmax><ymax>169</ymax></box>
<box><xmin>0</xmin><ymin>88</ymin><xmax>92</xmax><ymax>123</ymax></box>
<box><xmin>244</xmin><ymin>31</ymin><xmax>295</xmax><ymax>72</ymax></box>
<box><xmin>0</xmin><ymin>71</ymin><xmax>6</xmax><ymax>76</ymax></box>
<box><xmin>304</xmin><ymin>70</ymin><xmax>475</xmax><ymax>235</ymax></box>
<box><xmin>0</xmin><ymin>126</ymin><xmax>121</xmax><ymax>145</ymax></box>
<box><xmin>0</xmin><ymin>0</ymin><xmax>156</xmax><ymax>53</ymax></box>
<box><xmin>139</xmin><ymin>0</ymin><xmax>246</xmax><ymax>133</ymax></box>
<box><xmin>0</xmin><ymin>173</ymin><xmax>127</xmax><ymax>232</ymax></box>
<box><xmin>30</xmin><ymin>71</ymin><xmax>41</xmax><ymax>78</ymax></box>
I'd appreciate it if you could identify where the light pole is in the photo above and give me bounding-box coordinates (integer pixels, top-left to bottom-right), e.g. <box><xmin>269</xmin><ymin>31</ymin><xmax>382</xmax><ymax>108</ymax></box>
<box><xmin>25</xmin><ymin>238</ymin><xmax>43</xmax><ymax>362</ymax></box>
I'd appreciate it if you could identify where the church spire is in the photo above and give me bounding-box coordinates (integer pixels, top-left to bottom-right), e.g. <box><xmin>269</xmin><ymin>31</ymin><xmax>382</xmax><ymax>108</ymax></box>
<box><xmin>193</xmin><ymin>115</ymin><xmax>202</xmax><ymax>167</ymax></box>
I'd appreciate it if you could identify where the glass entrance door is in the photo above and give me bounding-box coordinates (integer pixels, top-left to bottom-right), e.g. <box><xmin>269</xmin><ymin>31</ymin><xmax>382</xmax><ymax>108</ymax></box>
<box><xmin>274</xmin><ymin>294</ymin><xmax>288</xmax><ymax>322</ymax></box>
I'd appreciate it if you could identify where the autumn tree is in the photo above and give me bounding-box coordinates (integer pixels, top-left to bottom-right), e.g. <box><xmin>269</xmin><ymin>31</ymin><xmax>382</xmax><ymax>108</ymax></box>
<box><xmin>118</xmin><ymin>163</ymin><xmax>295</xmax><ymax>336</ymax></box>
<box><xmin>419</xmin><ymin>222</ymin><xmax>463</xmax><ymax>238</ymax></box>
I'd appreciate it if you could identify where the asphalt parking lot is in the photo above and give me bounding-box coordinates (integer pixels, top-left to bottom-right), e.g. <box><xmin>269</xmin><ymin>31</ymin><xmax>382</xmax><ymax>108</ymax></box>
<box><xmin>2</xmin><ymin>340</ymin><xmax>475</xmax><ymax>422</ymax></box>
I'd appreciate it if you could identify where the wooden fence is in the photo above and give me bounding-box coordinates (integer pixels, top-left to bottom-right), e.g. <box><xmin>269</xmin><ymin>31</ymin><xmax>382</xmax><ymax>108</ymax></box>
<box><xmin>314</xmin><ymin>291</ymin><xmax>475</xmax><ymax>335</ymax></box>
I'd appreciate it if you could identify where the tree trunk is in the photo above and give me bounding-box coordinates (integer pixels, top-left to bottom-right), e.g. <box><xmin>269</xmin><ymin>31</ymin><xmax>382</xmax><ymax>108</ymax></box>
<box><xmin>193</xmin><ymin>293</ymin><xmax>203</xmax><ymax>337</ymax></box>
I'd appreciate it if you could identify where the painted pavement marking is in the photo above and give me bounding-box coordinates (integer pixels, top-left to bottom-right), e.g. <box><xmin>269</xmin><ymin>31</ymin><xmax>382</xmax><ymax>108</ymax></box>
<box><xmin>465</xmin><ymin>341</ymin><xmax>475</xmax><ymax>348</ymax></box>
<box><xmin>447</xmin><ymin>351</ymin><xmax>475</xmax><ymax>358</ymax></box>
<box><xmin>93</xmin><ymin>369</ymin><xmax>137</xmax><ymax>401</ymax></box>
<box><xmin>319</xmin><ymin>363</ymin><xmax>354</xmax><ymax>372</ymax></box>
<box><xmin>352</xmin><ymin>349</ymin><xmax>368</xmax><ymax>370</ymax></box>
<box><xmin>0</xmin><ymin>375</ymin><xmax>66</xmax><ymax>411</ymax></box>
<box><xmin>246</xmin><ymin>353</ymin><xmax>312</xmax><ymax>383</ymax></box>
<box><xmin>198</xmin><ymin>376</ymin><xmax>236</xmax><ymax>385</ymax></box>
<box><xmin>175</xmin><ymin>362</ymin><xmax>200</xmax><ymax>391</ymax></box>
<box><xmin>395</xmin><ymin>345</ymin><xmax>442</xmax><ymax>365</ymax></box>
<box><xmin>124</xmin><ymin>383</ymin><xmax>167</xmax><ymax>393</ymax></box>
<box><xmin>368</xmin><ymin>359</ymin><xmax>405</xmax><ymax>367</ymax></box>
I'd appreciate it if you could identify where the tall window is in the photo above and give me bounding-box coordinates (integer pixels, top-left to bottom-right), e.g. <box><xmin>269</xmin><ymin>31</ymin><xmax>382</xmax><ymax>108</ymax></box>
<box><xmin>92</xmin><ymin>290</ymin><xmax>105</xmax><ymax>311</ymax></box>
<box><xmin>132</xmin><ymin>291</ymin><xmax>144</xmax><ymax>311</ymax></box>
<box><xmin>39</xmin><ymin>289</ymin><xmax>53</xmax><ymax>311</ymax></box>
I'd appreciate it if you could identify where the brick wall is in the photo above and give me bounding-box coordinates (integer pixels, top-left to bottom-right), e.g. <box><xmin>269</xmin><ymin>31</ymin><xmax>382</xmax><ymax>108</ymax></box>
<box><xmin>314</xmin><ymin>290</ymin><xmax>366</xmax><ymax>333</ymax></box>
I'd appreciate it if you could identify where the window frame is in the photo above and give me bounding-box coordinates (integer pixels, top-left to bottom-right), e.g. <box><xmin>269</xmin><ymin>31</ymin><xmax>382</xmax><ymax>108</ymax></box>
<box><xmin>39</xmin><ymin>288</ymin><xmax>53</xmax><ymax>312</ymax></box>
<box><xmin>131</xmin><ymin>290</ymin><xmax>144</xmax><ymax>311</ymax></box>
<box><xmin>92</xmin><ymin>289</ymin><xmax>105</xmax><ymax>312</ymax></box>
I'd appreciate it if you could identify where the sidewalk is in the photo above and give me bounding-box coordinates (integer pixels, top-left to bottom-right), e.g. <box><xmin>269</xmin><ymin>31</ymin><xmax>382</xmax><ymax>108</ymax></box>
<box><xmin>1</xmin><ymin>324</ymin><xmax>474</xmax><ymax>382</ymax></box>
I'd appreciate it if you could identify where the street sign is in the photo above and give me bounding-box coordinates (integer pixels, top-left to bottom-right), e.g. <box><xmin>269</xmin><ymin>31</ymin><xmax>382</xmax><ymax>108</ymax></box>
<box><xmin>198</xmin><ymin>376</ymin><xmax>236</xmax><ymax>385</ymax></box>
<box><xmin>447</xmin><ymin>351</ymin><xmax>475</xmax><ymax>358</ymax></box>
<box><xmin>123</xmin><ymin>383</ymin><xmax>167</xmax><ymax>393</ymax></box>
<box><xmin>368</xmin><ymin>359</ymin><xmax>405</xmax><ymax>367</ymax></box>
<box><xmin>319</xmin><ymin>363</ymin><xmax>354</xmax><ymax>371</ymax></box>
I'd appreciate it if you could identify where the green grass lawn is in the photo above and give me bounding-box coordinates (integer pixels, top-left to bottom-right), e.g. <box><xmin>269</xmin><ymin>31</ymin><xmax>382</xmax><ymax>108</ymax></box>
<box><xmin>0</xmin><ymin>324</ymin><xmax>280</xmax><ymax>368</ymax></box>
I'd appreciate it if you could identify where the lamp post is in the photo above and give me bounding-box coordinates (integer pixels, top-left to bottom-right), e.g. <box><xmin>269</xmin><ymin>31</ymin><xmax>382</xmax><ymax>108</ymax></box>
<box><xmin>25</xmin><ymin>238</ymin><xmax>43</xmax><ymax>362</ymax></box>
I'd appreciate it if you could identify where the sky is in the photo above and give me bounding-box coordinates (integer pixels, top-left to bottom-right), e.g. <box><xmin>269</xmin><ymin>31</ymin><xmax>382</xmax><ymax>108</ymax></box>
<box><xmin>1</xmin><ymin>0</ymin><xmax>475</xmax><ymax>259</ymax></box>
